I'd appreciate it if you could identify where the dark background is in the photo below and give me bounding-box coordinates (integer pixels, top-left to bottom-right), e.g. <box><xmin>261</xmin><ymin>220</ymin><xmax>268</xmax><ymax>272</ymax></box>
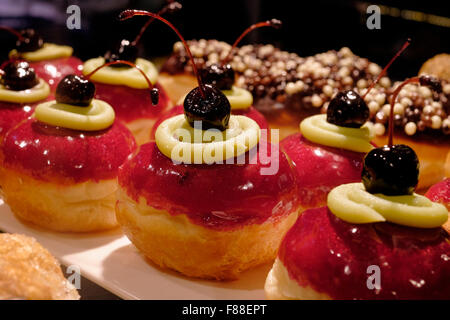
<box><xmin>0</xmin><ymin>0</ymin><xmax>449</xmax><ymax>80</ymax></box>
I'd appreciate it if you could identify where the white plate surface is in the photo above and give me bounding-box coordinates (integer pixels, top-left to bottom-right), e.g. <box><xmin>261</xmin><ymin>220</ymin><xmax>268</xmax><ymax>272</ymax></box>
<box><xmin>0</xmin><ymin>199</ymin><xmax>268</xmax><ymax>300</ymax></box>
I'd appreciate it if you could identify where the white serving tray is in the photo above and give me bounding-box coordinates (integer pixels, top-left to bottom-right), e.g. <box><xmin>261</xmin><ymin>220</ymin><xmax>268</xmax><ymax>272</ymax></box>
<box><xmin>0</xmin><ymin>199</ymin><xmax>268</xmax><ymax>300</ymax></box>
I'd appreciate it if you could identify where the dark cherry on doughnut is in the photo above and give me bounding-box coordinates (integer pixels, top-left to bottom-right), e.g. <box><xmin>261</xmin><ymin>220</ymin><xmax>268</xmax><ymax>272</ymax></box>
<box><xmin>362</xmin><ymin>74</ymin><xmax>441</xmax><ymax>196</ymax></box>
<box><xmin>0</xmin><ymin>60</ymin><xmax>50</xmax><ymax>140</ymax></box>
<box><xmin>56</xmin><ymin>60</ymin><xmax>159</xmax><ymax>107</ymax></box>
<box><xmin>1</xmin><ymin>60</ymin><xmax>39</xmax><ymax>91</ymax></box>
<box><xmin>0</xmin><ymin>26</ymin><xmax>83</xmax><ymax>92</ymax></box>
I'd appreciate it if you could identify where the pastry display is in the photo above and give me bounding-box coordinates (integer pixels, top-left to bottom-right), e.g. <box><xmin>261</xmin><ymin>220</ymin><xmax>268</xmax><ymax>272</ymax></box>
<box><xmin>160</xmin><ymin>39</ymin><xmax>390</xmax><ymax>139</ymax></box>
<box><xmin>115</xmin><ymin>10</ymin><xmax>299</xmax><ymax>279</ymax></box>
<box><xmin>0</xmin><ymin>60</ymin><xmax>50</xmax><ymax>142</ymax></box>
<box><xmin>280</xmin><ymin>40</ymin><xmax>410</xmax><ymax>209</ymax></box>
<box><xmin>82</xmin><ymin>2</ymin><xmax>181</xmax><ymax>144</ymax></box>
<box><xmin>150</xmin><ymin>20</ymin><xmax>283</xmax><ymax>138</ymax></box>
<box><xmin>2</xmin><ymin>26</ymin><xmax>83</xmax><ymax>91</ymax></box>
<box><xmin>265</xmin><ymin>83</ymin><xmax>449</xmax><ymax>298</ymax></box>
<box><xmin>0</xmin><ymin>61</ymin><xmax>144</xmax><ymax>232</ymax></box>
<box><xmin>0</xmin><ymin>233</ymin><xmax>80</xmax><ymax>300</ymax></box>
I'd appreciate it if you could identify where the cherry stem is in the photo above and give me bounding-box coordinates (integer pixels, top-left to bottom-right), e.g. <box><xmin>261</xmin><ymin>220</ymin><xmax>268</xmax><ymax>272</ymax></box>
<box><xmin>362</xmin><ymin>38</ymin><xmax>411</xmax><ymax>99</ymax></box>
<box><xmin>85</xmin><ymin>59</ymin><xmax>159</xmax><ymax>105</ymax></box>
<box><xmin>388</xmin><ymin>76</ymin><xmax>419</xmax><ymax>146</ymax></box>
<box><xmin>132</xmin><ymin>1</ymin><xmax>182</xmax><ymax>45</ymax></box>
<box><xmin>0</xmin><ymin>26</ymin><xmax>23</xmax><ymax>40</ymax></box>
<box><xmin>222</xmin><ymin>19</ymin><xmax>282</xmax><ymax>66</ymax></box>
<box><xmin>119</xmin><ymin>9</ymin><xmax>206</xmax><ymax>98</ymax></box>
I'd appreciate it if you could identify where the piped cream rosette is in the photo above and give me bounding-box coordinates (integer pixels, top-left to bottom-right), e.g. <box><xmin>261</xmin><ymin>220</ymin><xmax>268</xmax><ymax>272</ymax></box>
<box><xmin>34</xmin><ymin>99</ymin><xmax>115</xmax><ymax>131</ymax></box>
<box><xmin>176</xmin><ymin>86</ymin><xmax>253</xmax><ymax>110</ymax></box>
<box><xmin>300</xmin><ymin>114</ymin><xmax>375</xmax><ymax>153</ymax></box>
<box><xmin>155</xmin><ymin>114</ymin><xmax>260</xmax><ymax>164</ymax></box>
<box><xmin>82</xmin><ymin>57</ymin><xmax>158</xmax><ymax>89</ymax></box>
<box><xmin>328</xmin><ymin>182</ymin><xmax>448</xmax><ymax>228</ymax></box>
<box><xmin>0</xmin><ymin>79</ymin><xmax>50</xmax><ymax>103</ymax></box>
<box><xmin>9</xmin><ymin>43</ymin><xmax>73</xmax><ymax>61</ymax></box>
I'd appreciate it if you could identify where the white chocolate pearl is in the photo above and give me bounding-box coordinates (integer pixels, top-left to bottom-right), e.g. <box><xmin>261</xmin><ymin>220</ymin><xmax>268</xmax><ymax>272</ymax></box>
<box><xmin>342</xmin><ymin>76</ymin><xmax>353</xmax><ymax>85</ymax></box>
<box><xmin>338</xmin><ymin>66</ymin><xmax>350</xmax><ymax>78</ymax></box>
<box><xmin>431</xmin><ymin>101</ymin><xmax>442</xmax><ymax>109</ymax></box>
<box><xmin>423</xmin><ymin>105</ymin><xmax>434</xmax><ymax>114</ymax></box>
<box><xmin>323</xmin><ymin>85</ymin><xmax>333</xmax><ymax>97</ymax></box>
<box><xmin>375</xmin><ymin>93</ymin><xmax>386</xmax><ymax>105</ymax></box>
<box><xmin>431</xmin><ymin>115</ymin><xmax>442</xmax><ymax>129</ymax></box>
<box><xmin>405</xmin><ymin>122</ymin><xmax>417</xmax><ymax>135</ymax></box>
<box><xmin>357</xmin><ymin>79</ymin><xmax>368</xmax><ymax>89</ymax></box>
<box><xmin>368</xmin><ymin>63</ymin><xmax>381</xmax><ymax>75</ymax></box>
<box><xmin>443</xmin><ymin>119</ymin><xmax>450</xmax><ymax>130</ymax></box>
<box><xmin>443</xmin><ymin>84</ymin><xmax>450</xmax><ymax>95</ymax></box>
<box><xmin>173</xmin><ymin>41</ymin><xmax>184</xmax><ymax>51</ymax></box>
<box><xmin>394</xmin><ymin>103</ymin><xmax>404</xmax><ymax>115</ymax></box>
<box><xmin>285</xmin><ymin>82</ymin><xmax>298</xmax><ymax>95</ymax></box>
<box><xmin>295</xmin><ymin>80</ymin><xmax>305</xmax><ymax>92</ymax></box>
<box><xmin>382</xmin><ymin>104</ymin><xmax>391</xmax><ymax>115</ymax></box>
<box><xmin>374</xmin><ymin>123</ymin><xmax>386</xmax><ymax>136</ymax></box>
<box><xmin>368</xmin><ymin>100</ymin><xmax>380</xmax><ymax>113</ymax></box>
<box><xmin>311</xmin><ymin>94</ymin><xmax>323</xmax><ymax>107</ymax></box>
<box><xmin>419</xmin><ymin>86</ymin><xmax>432</xmax><ymax>98</ymax></box>
<box><xmin>380</xmin><ymin>77</ymin><xmax>391</xmax><ymax>88</ymax></box>
<box><xmin>400</xmin><ymin>97</ymin><xmax>412</xmax><ymax>107</ymax></box>
<box><xmin>339</xmin><ymin>47</ymin><xmax>353</xmax><ymax>57</ymax></box>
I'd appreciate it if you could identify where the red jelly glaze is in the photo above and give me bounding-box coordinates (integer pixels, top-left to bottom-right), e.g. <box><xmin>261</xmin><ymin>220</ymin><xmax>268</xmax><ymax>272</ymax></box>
<box><xmin>93</xmin><ymin>82</ymin><xmax>170</xmax><ymax>123</ymax></box>
<box><xmin>29</xmin><ymin>56</ymin><xmax>83</xmax><ymax>93</ymax></box>
<box><xmin>119</xmin><ymin>141</ymin><xmax>298</xmax><ymax>230</ymax></box>
<box><xmin>2</xmin><ymin>118</ymin><xmax>136</xmax><ymax>184</ymax></box>
<box><xmin>281</xmin><ymin>133</ymin><xmax>366</xmax><ymax>208</ymax></box>
<box><xmin>149</xmin><ymin>104</ymin><xmax>268</xmax><ymax>139</ymax></box>
<box><xmin>0</xmin><ymin>101</ymin><xmax>36</xmax><ymax>140</ymax></box>
<box><xmin>279</xmin><ymin>207</ymin><xmax>450</xmax><ymax>299</ymax></box>
<box><xmin>425</xmin><ymin>178</ymin><xmax>450</xmax><ymax>210</ymax></box>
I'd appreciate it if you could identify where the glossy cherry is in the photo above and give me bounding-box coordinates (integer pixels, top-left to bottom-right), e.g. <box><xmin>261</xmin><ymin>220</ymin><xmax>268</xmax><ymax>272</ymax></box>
<box><xmin>1</xmin><ymin>60</ymin><xmax>39</xmax><ymax>91</ymax></box>
<box><xmin>55</xmin><ymin>75</ymin><xmax>95</xmax><ymax>107</ymax></box>
<box><xmin>201</xmin><ymin>19</ymin><xmax>281</xmax><ymax>91</ymax></box>
<box><xmin>16</xmin><ymin>28</ymin><xmax>44</xmax><ymax>52</ymax></box>
<box><xmin>104</xmin><ymin>39</ymin><xmax>138</xmax><ymax>67</ymax></box>
<box><xmin>327</xmin><ymin>38</ymin><xmax>411</xmax><ymax>128</ymax></box>
<box><xmin>326</xmin><ymin>90</ymin><xmax>369</xmax><ymax>128</ymax></box>
<box><xmin>56</xmin><ymin>59</ymin><xmax>159</xmax><ymax>107</ymax></box>
<box><xmin>362</xmin><ymin>74</ymin><xmax>441</xmax><ymax>195</ymax></box>
<box><xmin>362</xmin><ymin>144</ymin><xmax>419</xmax><ymax>195</ymax></box>
<box><xmin>201</xmin><ymin>64</ymin><xmax>235</xmax><ymax>91</ymax></box>
<box><xmin>184</xmin><ymin>84</ymin><xmax>231</xmax><ymax>130</ymax></box>
<box><xmin>120</xmin><ymin>9</ymin><xmax>232</xmax><ymax>130</ymax></box>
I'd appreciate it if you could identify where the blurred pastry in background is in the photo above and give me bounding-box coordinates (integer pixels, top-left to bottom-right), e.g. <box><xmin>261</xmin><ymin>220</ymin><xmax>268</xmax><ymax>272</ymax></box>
<box><xmin>0</xmin><ymin>233</ymin><xmax>80</xmax><ymax>300</ymax></box>
<box><xmin>419</xmin><ymin>53</ymin><xmax>450</xmax><ymax>82</ymax></box>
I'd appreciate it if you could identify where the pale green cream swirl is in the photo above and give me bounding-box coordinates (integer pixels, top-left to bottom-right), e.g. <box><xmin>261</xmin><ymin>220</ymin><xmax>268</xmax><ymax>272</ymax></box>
<box><xmin>300</xmin><ymin>114</ymin><xmax>374</xmax><ymax>153</ymax></box>
<box><xmin>327</xmin><ymin>183</ymin><xmax>449</xmax><ymax>228</ymax></box>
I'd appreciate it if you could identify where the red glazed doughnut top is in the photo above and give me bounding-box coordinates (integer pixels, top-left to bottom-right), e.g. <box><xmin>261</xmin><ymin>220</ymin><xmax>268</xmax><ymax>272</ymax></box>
<box><xmin>0</xmin><ymin>101</ymin><xmax>35</xmax><ymax>138</ymax></box>
<box><xmin>2</xmin><ymin>118</ymin><xmax>136</xmax><ymax>183</ymax></box>
<box><xmin>281</xmin><ymin>132</ymin><xmax>365</xmax><ymax>208</ymax></box>
<box><xmin>279</xmin><ymin>207</ymin><xmax>450</xmax><ymax>299</ymax></box>
<box><xmin>426</xmin><ymin>179</ymin><xmax>450</xmax><ymax>210</ymax></box>
<box><xmin>118</xmin><ymin>141</ymin><xmax>298</xmax><ymax>230</ymax></box>
<box><xmin>94</xmin><ymin>82</ymin><xmax>170</xmax><ymax>123</ymax></box>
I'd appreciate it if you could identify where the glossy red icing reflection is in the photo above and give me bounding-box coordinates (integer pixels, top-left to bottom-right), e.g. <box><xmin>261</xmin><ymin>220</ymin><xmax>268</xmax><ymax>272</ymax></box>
<box><xmin>279</xmin><ymin>207</ymin><xmax>450</xmax><ymax>299</ymax></box>
<box><xmin>149</xmin><ymin>104</ymin><xmax>268</xmax><ymax>139</ymax></box>
<box><xmin>425</xmin><ymin>178</ymin><xmax>450</xmax><ymax>210</ymax></box>
<box><xmin>29</xmin><ymin>56</ymin><xmax>83</xmax><ymax>92</ymax></box>
<box><xmin>93</xmin><ymin>82</ymin><xmax>170</xmax><ymax>123</ymax></box>
<box><xmin>2</xmin><ymin>118</ymin><xmax>136</xmax><ymax>183</ymax></box>
<box><xmin>0</xmin><ymin>102</ymin><xmax>35</xmax><ymax>139</ymax></box>
<box><xmin>281</xmin><ymin>133</ymin><xmax>366</xmax><ymax>208</ymax></box>
<box><xmin>119</xmin><ymin>141</ymin><xmax>298</xmax><ymax>230</ymax></box>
